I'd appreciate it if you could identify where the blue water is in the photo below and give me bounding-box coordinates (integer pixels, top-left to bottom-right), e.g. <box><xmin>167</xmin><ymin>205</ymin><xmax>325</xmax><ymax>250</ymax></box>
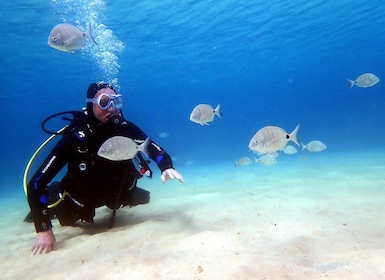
<box><xmin>1</xmin><ymin>0</ymin><xmax>385</xmax><ymax>194</ymax></box>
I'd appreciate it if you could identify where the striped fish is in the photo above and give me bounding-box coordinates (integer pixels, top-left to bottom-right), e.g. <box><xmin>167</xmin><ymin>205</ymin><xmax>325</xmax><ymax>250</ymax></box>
<box><xmin>97</xmin><ymin>136</ymin><xmax>149</xmax><ymax>161</ymax></box>
<box><xmin>248</xmin><ymin>125</ymin><xmax>300</xmax><ymax>154</ymax></box>
<box><xmin>189</xmin><ymin>104</ymin><xmax>222</xmax><ymax>126</ymax></box>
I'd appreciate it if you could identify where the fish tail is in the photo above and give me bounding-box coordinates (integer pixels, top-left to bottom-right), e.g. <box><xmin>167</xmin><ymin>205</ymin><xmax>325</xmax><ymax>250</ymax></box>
<box><xmin>289</xmin><ymin>124</ymin><xmax>301</xmax><ymax>147</ymax></box>
<box><xmin>214</xmin><ymin>104</ymin><xmax>222</xmax><ymax>119</ymax></box>
<box><xmin>85</xmin><ymin>23</ymin><xmax>98</xmax><ymax>45</ymax></box>
<box><xmin>234</xmin><ymin>161</ymin><xmax>238</xmax><ymax>167</ymax></box>
<box><xmin>253</xmin><ymin>156</ymin><xmax>259</xmax><ymax>164</ymax></box>
<box><xmin>301</xmin><ymin>143</ymin><xmax>307</xmax><ymax>151</ymax></box>
<box><xmin>139</xmin><ymin>137</ymin><xmax>151</xmax><ymax>157</ymax></box>
<box><xmin>347</xmin><ymin>79</ymin><xmax>355</xmax><ymax>89</ymax></box>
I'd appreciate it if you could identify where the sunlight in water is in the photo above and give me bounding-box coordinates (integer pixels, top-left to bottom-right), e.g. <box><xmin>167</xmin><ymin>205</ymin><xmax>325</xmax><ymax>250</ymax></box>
<box><xmin>50</xmin><ymin>0</ymin><xmax>124</xmax><ymax>89</ymax></box>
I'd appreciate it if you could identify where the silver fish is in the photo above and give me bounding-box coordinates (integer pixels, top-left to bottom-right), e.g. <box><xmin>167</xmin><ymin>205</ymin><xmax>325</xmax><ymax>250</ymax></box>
<box><xmin>348</xmin><ymin>73</ymin><xmax>379</xmax><ymax>88</ymax></box>
<box><xmin>97</xmin><ymin>136</ymin><xmax>149</xmax><ymax>161</ymax></box>
<box><xmin>248</xmin><ymin>125</ymin><xmax>300</xmax><ymax>154</ymax></box>
<box><xmin>234</xmin><ymin>156</ymin><xmax>252</xmax><ymax>167</ymax></box>
<box><xmin>254</xmin><ymin>154</ymin><xmax>277</xmax><ymax>166</ymax></box>
<box><xmin>159</xmin><ymin>132</ymin><xmax>170</xmax><ymax>138</ymax></box>
<box><xmin>190</xmin><ymin>104</ymin><xmax>222</xmax><ymax>126</ymax></box>
<box><xmin>282</xmin><ymin>144</ymin><xmax>298</xmax><ymax>154</ymax></box>
<box><xmin>302</xmin><ymin>140</ymin><xmax>326</xmax><ymax>152</ymax></box>
<box><xmin>48</xmin><ymin>23</ymin><xmax>97</xmax><ymax>53</ymax></box>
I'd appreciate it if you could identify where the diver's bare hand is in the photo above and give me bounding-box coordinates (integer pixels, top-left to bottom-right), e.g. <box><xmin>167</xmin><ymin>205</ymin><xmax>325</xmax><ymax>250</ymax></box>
<box><xmin>32</xmin><ymin>228</ymin><xmax>56</xmax><ymax>255</ymax></box>
<box><xmin>161</xmin><ymin>168</ymin><xmax>184</xmax><ymax>183</ymax></box>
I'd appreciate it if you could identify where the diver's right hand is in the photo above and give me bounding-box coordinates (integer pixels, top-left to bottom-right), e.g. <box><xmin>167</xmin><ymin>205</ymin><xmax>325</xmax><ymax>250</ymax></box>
<box><xmin>32</xmin><ymin>228</ymin><xmax>56</xmax><ymax>255</ymax></box>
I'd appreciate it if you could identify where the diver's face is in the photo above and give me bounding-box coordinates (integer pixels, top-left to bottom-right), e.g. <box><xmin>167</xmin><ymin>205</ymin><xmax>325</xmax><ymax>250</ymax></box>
<box><xmin>93</xmin><ymin>88</ymin><xmax>118</xmax><ymax>123</ymax></box>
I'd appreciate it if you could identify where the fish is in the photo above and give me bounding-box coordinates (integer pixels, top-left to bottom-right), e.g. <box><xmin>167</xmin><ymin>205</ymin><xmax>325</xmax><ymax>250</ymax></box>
<box><xmin>185</xmin><ymin>160</ymin><xmax>196</xmax><ymax>166</ymax></box>
<box><xmin>190</xmin><ymin>104</ymin><xmax>222</xmax><ymax>126</ymax></box>
<box><xmin>348</xmin><ymin>73</ymin><xmax>380</xmax><ymax>88</ymax></box>
<box><xmin>248</xmin><ymin>124</ymin><xmax>300</xmax><ymax>154</ymax></box>
<box><xmin>254</xmin><ymin>154</ymin><xmax>277</xmax><ymax>166</ymax></box>
<box><xmin>97</xmin><ymin>136</ymin><xmax>150</xmax><ymax>161</ymax></box>
<box><xmin>48</xmin><ymin>23</ymin><xmax>97</xmax><ymax>53</ymax></box>
<box><xmin>234</xmin><ymin>156</ymin><xmax>252</xmax><ymax>167</ymax></box>
<box><xmin>302</xmin><ymin>140</ymin><xmax>327</xmax><ymax>152</ymax></box>
<box><xmin>282</xmin><ymin>144</ymin><xmax>298</xmax><ymax>154</ymax></box>
<box><xmin>251</xmin><ymin>150</ymin><xmax>280</xmax><ymax>158</ymax></box>
<box><xmin>159</xmin><ymin>132</ymin><xmax>170</xmax><ymax>138</ymax></box>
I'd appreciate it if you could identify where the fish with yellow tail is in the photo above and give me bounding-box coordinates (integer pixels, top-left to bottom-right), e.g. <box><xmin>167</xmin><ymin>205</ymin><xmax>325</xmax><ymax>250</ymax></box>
<box><xmin>248</xmin><ymin>124</ymin><xmax>300</xmax><ymax>154</ymax></box>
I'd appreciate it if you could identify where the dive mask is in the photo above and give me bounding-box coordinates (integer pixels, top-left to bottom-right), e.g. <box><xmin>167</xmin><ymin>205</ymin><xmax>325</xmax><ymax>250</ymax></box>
<box><xmin>86</xmin><ymin>93</ymin><xmax>124</xmax><ymax>112</ymax></box>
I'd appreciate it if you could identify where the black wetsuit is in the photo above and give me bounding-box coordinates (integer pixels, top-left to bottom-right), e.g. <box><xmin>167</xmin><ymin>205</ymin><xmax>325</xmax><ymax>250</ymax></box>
<box><xmin>27</xmin><ymin>114</ymin><xmax>173</xmax><ymax>232</ymax></box>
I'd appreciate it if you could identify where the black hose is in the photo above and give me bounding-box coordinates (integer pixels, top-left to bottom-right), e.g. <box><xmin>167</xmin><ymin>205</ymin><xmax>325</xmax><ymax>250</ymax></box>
<box><xmin>41</xmin><ymin>111</ymin><xmax>85</xmax><ymax>135</ymax></box>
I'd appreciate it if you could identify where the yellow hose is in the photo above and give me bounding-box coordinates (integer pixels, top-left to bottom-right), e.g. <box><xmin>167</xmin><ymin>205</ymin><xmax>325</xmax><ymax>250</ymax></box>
<box><xmin>23</xmin><ymin>126</ymin><xmax>68</xmax><ymax>208</ymax></box>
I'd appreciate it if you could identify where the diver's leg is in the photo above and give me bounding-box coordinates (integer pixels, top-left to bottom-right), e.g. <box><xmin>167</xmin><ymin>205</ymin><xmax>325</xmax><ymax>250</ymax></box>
<box><xmin>46</xmin><ymin>182</ymin><xmax>95</xmax><ymax>226</ymax></box>
<box><xmin>121</xmin><ymin>186</ymin><xmax>150</xmax><ymax>207</ymax></box>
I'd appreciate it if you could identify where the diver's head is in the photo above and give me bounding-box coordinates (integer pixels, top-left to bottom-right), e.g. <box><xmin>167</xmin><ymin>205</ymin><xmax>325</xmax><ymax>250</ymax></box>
<box><xmin>86</xmin><ymin>82</ymin><xmax>124</xmax><ymax>124</ymax></box>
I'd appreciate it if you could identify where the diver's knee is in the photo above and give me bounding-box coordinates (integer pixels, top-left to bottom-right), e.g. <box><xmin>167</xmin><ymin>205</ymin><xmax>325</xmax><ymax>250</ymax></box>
<box><xmin>122</xmin><ymin>187</ymin><xmax>150</xmax><ymax>207</ymax></box>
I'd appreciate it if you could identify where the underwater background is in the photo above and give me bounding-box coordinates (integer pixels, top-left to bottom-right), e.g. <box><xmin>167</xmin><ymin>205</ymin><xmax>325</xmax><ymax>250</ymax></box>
<box><xmin>1</xmin><ymin>0</ymin><xmax>385</xmax><ymax>196</ymax></box>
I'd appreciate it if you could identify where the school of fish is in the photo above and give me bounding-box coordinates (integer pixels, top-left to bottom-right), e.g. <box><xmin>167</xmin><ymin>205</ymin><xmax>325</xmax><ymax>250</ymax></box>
<box><xmin>47</xmin><ymin>23</ymin><xmax>374</xmax><ymax>169</ymax></box>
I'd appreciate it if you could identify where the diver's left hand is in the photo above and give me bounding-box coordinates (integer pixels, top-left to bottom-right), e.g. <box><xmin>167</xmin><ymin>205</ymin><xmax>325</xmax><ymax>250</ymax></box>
<box><xmin>32</xmin><ymin>228</ymin><xmax>56</xmax><ymax>255</ymax></box>
<box><xmin>161</xmin><ymin>168</ymin><xmax>184</xmax><ymax>183</ymax></box>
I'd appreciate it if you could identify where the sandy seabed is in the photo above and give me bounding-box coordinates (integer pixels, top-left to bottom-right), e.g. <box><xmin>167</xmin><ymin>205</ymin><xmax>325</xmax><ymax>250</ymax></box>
<box><xmin>1</xmin><ymin>151</ymin><xmax>385</xmax><ymax>280</ymax></box>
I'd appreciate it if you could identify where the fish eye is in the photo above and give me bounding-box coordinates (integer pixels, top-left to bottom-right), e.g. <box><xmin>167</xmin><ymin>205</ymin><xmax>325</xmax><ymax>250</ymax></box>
<box><xmin>52</xmin><ymin>36</ymin><xmax>57</xmax><ymax>42</ymax></box>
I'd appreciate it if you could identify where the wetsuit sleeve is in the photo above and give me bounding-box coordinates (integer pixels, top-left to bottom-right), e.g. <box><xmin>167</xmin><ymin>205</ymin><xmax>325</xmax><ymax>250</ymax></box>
<box><xmin>124</xmin><ymin>121</ymin><xmax>173</xmax><ymax>172</ymax></box>
<box><xmin>146</xmin><ymin>139</ymin><xmax>174</xmax><ymax>172</ymax></box>
<box><xmin>27</xmin><ymin>134</ymin><xmax>73</xmax><ymax>232</ymax></box>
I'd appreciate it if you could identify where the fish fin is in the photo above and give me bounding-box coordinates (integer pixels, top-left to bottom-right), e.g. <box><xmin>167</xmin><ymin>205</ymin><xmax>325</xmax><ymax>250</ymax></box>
<box><xmin>253</xmin><ymin>156</ymin><xmax>259</xmax><ymax>164</ymax></box>
<box><xmin>66</xmin><ymin>48</ymin><xmax>76</xmax><ymax>54</ymax></box>
<box><xmin>347</xmin><ymin>79</ymin><xmax>355</xmax><ymax>89</ymax></box>
<box><xmin>85</xmin><ymin>23</ymin><xmax>98</xmax><ymax>45</ymax></box>
<box><xmin>289</xmin><ymin>124</ymin><xmax>301</xmax><ymax>147</ymax></box>
<box><xmin>138</xmin><ymin>137</ymin><xmax>150</xmax><ymax>157</ymax></box>
<box><xmin>63</xmin><ymin>37</ymin><xmax>79</xmax><ymax>46</ymax></box>
<box><xmin>214</xmin><ymin>104</ymin><xmax>222</xmax><ymax>119</ymax></box>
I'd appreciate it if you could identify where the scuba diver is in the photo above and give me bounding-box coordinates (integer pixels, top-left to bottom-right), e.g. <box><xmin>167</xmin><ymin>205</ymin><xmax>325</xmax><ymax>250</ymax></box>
<box><xmin>25</xmin><ymin>82</ymin><xmax>184</xmax><ymax>255</ymax></box>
